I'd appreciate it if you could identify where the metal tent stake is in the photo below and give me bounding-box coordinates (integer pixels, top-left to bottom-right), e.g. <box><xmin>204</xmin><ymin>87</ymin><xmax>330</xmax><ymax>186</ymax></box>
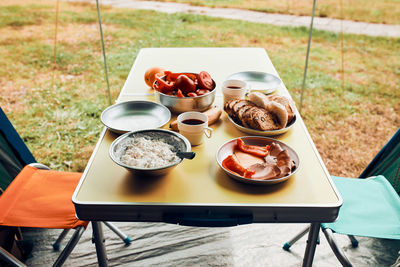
<box><xmin>299</xmin><ymin>0</ymin><xmax>317</xmax><ymax>115</ymax></box>
<box><xmin>96</xmin><ymin>0</ymin><xmax>112</xmax><ymax>106</ymax></box>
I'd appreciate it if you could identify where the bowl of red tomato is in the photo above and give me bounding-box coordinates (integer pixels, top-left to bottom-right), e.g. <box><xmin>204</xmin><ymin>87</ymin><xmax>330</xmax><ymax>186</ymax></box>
<box><xmin>153</xmin><ymin>71</ymin><xmax>216</xmax><ymax>113</ymax></box>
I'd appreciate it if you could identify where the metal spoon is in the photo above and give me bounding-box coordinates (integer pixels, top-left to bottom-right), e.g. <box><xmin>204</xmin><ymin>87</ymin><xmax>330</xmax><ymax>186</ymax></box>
<box><xmin>176</xmin><ymin>151</ymin><xmax>196</xmax><ymax>160</ymax></box>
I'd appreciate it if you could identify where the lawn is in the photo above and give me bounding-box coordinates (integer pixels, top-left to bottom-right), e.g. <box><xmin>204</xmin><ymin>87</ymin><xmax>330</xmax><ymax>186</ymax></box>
<box><xmin>149</xmin><ymin>0</ymin><xmax>400</xmax><ymax>24</ymax></box>
<box><xmin>0</xmin><ymin>0</ymin><xmax>399</xmax><ymax>177</ymax></box>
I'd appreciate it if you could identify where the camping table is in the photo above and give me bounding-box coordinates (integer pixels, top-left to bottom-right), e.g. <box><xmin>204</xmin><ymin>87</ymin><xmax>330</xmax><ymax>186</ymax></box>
<box><xmin>72</xmin><ymin>48</ymin><xmax>342</xmax><ymax>267</ymax></box>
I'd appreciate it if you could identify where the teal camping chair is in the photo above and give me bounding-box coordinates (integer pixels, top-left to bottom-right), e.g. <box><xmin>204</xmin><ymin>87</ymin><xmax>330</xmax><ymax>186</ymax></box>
<box><xmin>0</xmin><ymin>107</ymin><xmax>132</xmax><ymax>266</ymax></box>
<box><xmin>283</xmin><ymin>128</ymin><xmax>400</xmax><ymax>266</ymax></box>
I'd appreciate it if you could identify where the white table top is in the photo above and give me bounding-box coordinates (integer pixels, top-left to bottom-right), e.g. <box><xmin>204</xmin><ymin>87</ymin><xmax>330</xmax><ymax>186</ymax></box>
<box><xmin>73</xmin><ymin>47</ymin><xmax>341</xmax><ymax>224</ymax></box>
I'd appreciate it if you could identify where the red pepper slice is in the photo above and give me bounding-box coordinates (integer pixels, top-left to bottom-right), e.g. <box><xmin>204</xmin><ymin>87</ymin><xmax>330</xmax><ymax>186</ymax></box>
<box><xmin>154</xmin><ymin>76</ymin><xmax>175</xmax><ymax>94</ymax></box>
<box><xmin>222</xmin><ymin>155</ymin><xmax>255</xmax><ymax>178</ymax></box>
<box><xmin>175</xmin><ymin>75</ymin><xmax>196</xmax><ymax>94</ymax></box>
<box><xmin>236</xmin><ymin>138</ymin><xmax>270</xmax><ymax>157</ymax></box>
<box><xmin>176</xmin><ymin>89</ymin><xmax>185</xmax><ymax>97</ymax></box>
<box><xmin>165</xmin><ymin>71</ymin><xmax>197</xmax><ymax>83</ymax></box>
<box><xmin>164</xmin><ymin>71</ymin><xmax>178</xmax><ymax>82</ymax></box>
<box><xmin>187</xmin><ymin>92</ymin><xmax>198</xmax><ymax>97</ymax></box>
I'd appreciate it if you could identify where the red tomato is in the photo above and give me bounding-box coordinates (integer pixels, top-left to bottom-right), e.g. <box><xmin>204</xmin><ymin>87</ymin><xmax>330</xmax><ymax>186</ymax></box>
<box><xmin>175</xmin><ymin>75</ymin><xmax>196</xmax><ymax>94</ymax></box>
<box><xmin>197</xmin><ymin>71</ymin><xmax>214</xmax><ymax>90</ymax></box>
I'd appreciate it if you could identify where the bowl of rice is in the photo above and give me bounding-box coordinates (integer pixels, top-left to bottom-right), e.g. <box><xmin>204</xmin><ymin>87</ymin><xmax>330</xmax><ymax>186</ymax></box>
<box><xmin>109</xmin><ymin>129</ymin><xmax>191</xmax><ymax>176</ymax></box>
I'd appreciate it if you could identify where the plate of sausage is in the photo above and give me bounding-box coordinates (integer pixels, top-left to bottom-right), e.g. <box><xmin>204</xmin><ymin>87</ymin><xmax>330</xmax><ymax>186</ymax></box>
<box><xmin>216</xmin><ymin>136</ymin><xmax>300</xmax><ymax>185</ymax></box>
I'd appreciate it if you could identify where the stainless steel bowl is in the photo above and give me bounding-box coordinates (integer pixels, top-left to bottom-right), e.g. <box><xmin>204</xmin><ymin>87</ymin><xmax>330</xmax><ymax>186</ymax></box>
<box><xmin>109</xmin><ymin>129</ymin><xmax>191</xmax><ymax>176</ymax></box>
<box><xmin>154</xmin><ymin>75</ymin><xmax>216</xmax><ymax>114</ymax></box>
<box><xmin>101</xmin><ymin>100</ymin><xmax>171</xmax><ymax>134</ymax></box>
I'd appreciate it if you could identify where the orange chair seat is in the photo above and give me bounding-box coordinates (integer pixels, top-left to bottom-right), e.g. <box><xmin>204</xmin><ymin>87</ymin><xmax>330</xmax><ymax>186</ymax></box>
<box><xmin>0</xmin><ymin>165</ymin><xmax>88</xmax><ymax>229</ymax></box>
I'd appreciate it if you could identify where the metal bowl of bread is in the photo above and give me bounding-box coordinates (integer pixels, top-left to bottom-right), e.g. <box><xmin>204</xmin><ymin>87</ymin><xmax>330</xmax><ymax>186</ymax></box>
<box><xmin>153</xmin><ymin>71</ymin><xmax>216</xmax><ymax>113</ymax></box>
<box><xmin>224</xmin><ymin>92</ymin><xmax>297</xmax><ymax>136</ymax></box>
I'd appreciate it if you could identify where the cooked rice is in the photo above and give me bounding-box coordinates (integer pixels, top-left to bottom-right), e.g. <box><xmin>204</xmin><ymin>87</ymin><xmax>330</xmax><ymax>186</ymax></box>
<box><xmin>120</xmin><ymin>136</ymin><xmax>180</xmax><ymax>168</ymax></box>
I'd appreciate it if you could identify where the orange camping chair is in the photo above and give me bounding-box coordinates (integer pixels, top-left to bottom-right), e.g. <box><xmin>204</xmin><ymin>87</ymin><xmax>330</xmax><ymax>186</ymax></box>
<box><xmin>0</xmin><ymin>107</ymin><xmax>131</xmax><ymax>266</ymax></box>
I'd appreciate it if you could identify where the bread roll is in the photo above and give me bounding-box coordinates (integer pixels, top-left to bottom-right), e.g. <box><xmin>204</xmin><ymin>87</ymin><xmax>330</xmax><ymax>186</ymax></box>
<box><xmin>266</xmin><ymin>95</ymin><xmax>296</xmax><ymax>124</ymax></box>
<box><xmin>249</xmin><ymin>92</ymin><xmax>296</xmax><ymax>125</ymax></box>
<box><xmin>265</xmin><ymin>101</ymin><xmax>288</xmax><ymax>129</ymax></box>
<box><xmin>248</xmin><ymin>92</ymin><xmax>269</xmax><ymax>109</ymax></box>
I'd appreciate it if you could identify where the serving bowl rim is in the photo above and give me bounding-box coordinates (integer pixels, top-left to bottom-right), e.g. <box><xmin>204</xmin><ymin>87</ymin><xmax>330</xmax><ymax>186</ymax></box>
<box><xmin>100</xmin><ymin>100</ymin><xmax>172</xmax><ymax>134</ymax></box>
<box><xmin>154</xmin><ymin>87</ymin><xmax>216</xmax><ymax>98</ymax></box>
<box><xmin>227</xmin><ymin>114</ymin><xmax>297</xmax><ymax>136</ymax></box>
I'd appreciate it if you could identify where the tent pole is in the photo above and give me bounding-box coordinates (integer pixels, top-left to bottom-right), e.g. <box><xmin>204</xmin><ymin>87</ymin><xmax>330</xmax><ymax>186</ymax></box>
<box><xmin>96</xmin><ymin>0</ymin><xmax>112</xmax><ymax>106</ymax></box>
<box><xmin>299</xmin><ymin>0</ymin><xmax>317</xmax><ymax>115</ymax></box>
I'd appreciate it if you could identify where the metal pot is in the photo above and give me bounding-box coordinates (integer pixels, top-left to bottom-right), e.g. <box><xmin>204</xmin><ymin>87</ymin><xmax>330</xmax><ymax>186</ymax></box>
<box><xmin>154</xmin><ymin>74</ymin><xmax>216</xmax><ymax>114</ymax></box>
<box><xmin>109</xmin><ymin>129</ymin><xmax>191</xmax><ymax>176</ymax></box>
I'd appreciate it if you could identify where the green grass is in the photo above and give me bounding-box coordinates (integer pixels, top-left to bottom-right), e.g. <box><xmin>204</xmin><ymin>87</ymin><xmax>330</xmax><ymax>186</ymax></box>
<box><xmin>0</xmin><ymin>0</ymin><xmax>399</xmax><ymax>176</ymax></box>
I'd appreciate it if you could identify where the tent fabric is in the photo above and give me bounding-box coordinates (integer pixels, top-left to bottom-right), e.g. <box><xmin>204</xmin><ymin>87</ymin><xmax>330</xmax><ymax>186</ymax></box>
<box><xmin>322</xmin><ymin>175</ymin><xmax>400</xmax><ymax>240</ymax></box>
<box><xmin>0</xmin><ymin>108</ymin><xmax>35</xmax><ymax>166</ymax></box>
<box><xmin>0</xmin><ymin>132</ymin><xmax>24</xmax><ymax>192</ymax></box>
<box><xmin>0</xmin><ymin>107</ymin><xmax>35</xmax><ymax>193</ymax></box>
<box><xmin>360</xmin><ymin>128</ymin><xmax>400</xmax><ymax>194</ymax></box>
<box><xmin>0</xmin><ymin>165</ymin><xmax>88</xmax><ymax>229</ymax></box>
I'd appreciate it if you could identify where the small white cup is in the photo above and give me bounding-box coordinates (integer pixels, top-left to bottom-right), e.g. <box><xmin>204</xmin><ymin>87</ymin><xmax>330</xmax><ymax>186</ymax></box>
<box><xmin>222</xmin><ymin>79</ymin><xmax>247</xmax><ymax>105</ymax></box>
<box><xmin>177</xmin><ymin>112</ymin><xmax>213</xmax><ymax>146</ymax></box>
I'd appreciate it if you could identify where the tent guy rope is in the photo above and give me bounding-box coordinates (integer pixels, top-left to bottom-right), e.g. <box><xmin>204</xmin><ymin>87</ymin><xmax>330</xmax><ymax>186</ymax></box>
<box><xmin>96</xmin><ymin>0</ymin><xmax>112</xmax><ymax>106</ymax></box>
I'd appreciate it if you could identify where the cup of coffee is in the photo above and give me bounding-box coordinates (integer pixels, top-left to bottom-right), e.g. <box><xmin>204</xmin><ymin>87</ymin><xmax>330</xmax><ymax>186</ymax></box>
<box><xmin>177</xmin><ymin>112</ymin><xmax>213</xmax><ymax>146</ymax></box>
<box><xmin>222</xmin><ymin>79</ymin><xmax>247</xmax><ymax>105</ymax></box>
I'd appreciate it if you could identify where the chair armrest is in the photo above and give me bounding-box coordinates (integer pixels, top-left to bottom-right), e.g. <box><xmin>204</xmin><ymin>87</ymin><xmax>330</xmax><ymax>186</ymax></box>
<box><xmin>28</xmin><ymin>163</ymin><xmax>51</xmax><ymax>170</ymax></box>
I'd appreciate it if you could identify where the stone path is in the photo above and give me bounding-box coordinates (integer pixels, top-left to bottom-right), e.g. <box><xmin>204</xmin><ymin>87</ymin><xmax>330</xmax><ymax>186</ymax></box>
<box><xmin>80</xmin><ymin>0</ymin><xmax>400</xmax><ymax>38</ymax></box>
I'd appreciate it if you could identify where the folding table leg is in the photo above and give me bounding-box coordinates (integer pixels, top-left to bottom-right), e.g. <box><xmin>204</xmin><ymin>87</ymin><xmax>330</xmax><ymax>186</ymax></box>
<box><xmin>102</xmin><ymin>221</ymin><xmax>132</xmax><ymax>245</ymax></box>
<box><xmin>283</xmin><ymin>225</ymin><xmax>310</xmax><ymax>251</ymax></box>
<box><xmin>302</xmin><ymin>222</ymin><xmax>320</xmax><ymax>267</ymax></box>
<box><xmin>92</xmin><ymin>221</ymin><xmax>109</xmax><ymax>267</ymax></box>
